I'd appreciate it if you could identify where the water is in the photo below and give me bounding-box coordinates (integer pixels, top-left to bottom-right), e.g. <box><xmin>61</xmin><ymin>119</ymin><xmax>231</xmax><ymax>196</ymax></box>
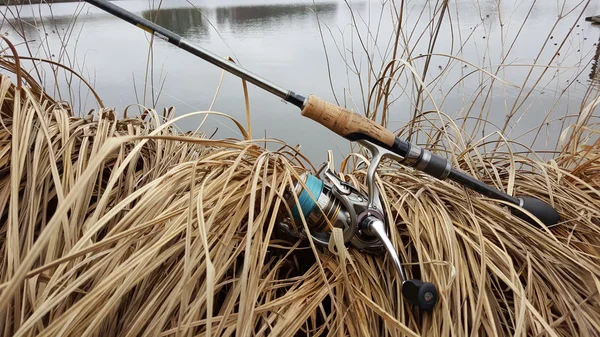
<box><xmin>1</xmin><ymin>0</ymin><xmax>599</xmax><ymax>163</ymax></box>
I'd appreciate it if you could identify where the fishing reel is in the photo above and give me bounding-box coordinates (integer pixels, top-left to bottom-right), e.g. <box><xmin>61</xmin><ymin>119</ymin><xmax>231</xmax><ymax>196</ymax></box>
<box><xmin>279</xmin><ymin>167</ymin><xmax>380</xmax><ymax>252</ymax></box>
<box><xmin>279</xmin><ymin>141</ymin><xmax>438</xmax><ymax>311</ymax></box>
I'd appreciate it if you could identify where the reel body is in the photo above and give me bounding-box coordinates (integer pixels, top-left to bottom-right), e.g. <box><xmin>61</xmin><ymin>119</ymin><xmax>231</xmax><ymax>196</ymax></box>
<box><xmin>279</xmin><ymin>172</ymin><xmax>381</xmax><ymax>252</ymax></box>
<box><xmin>279</xmin><ymin>142</ymin><xmax>439</xmax><ymax>311</ymax></box>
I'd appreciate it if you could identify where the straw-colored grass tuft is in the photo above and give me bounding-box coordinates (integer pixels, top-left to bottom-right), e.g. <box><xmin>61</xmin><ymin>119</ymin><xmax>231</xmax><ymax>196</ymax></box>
<box><xmin>1</xmin><ymin>63</ymin><xmax>600</xmax><ymax>336</ymax></box>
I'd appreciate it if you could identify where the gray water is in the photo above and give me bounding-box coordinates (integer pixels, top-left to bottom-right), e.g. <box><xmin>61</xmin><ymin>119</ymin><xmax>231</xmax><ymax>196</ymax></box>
<box><xmin>1</xmin><ymin>0</ymin><xmax>599</xmax><ymax>162</ymax></box>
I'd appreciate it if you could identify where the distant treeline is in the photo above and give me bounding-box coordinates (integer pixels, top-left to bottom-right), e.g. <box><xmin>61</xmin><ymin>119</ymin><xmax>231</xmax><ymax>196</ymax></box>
<box><xmin>1</xmin><ymin>0</ymin><xmax>79</xmax><ymax>5</ymax></box>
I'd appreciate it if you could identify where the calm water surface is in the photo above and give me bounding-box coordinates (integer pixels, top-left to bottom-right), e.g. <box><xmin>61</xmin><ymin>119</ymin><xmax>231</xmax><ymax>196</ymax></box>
<box><xmin>1</xmin><ymin>0</ymin><xmax>599</xmax><ymax>162</ymax></box>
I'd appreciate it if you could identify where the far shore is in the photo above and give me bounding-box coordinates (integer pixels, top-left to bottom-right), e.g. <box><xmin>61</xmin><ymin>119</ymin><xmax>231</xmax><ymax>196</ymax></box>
<box><xmin>1</xmin><ymin>0</ymin><xmax>90</xmax><ymax>5</ymax></box>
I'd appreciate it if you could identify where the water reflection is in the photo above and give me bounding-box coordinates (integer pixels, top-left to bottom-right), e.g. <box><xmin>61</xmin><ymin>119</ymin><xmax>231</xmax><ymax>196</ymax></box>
<box><xmin>3</xmin><ymin>11</ymin><xmax>107</xmax><ymax>38</ymax></box>
<box><xmin>139</xmin><ymin>3</ymin><xmax>340</xmax><ymax>40</ymax></box>
<box><xmin>141</xmin><ymin>7</ymin><xmax>210</xmax><ymax>38</ymax></box>
<box><xmin>216</xmin><ymin>3</ymin><xmax>338</xmax><ymax>32</ymax></box>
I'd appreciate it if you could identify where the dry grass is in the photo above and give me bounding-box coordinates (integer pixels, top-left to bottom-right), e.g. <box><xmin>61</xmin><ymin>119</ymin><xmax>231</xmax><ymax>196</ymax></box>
<box><xmin>0</xmin><ymin>0</ymin><xmax>599</xmax><ymax>335</ymax></box>
<box><xmin>0</xmin><ymin>41</ymin><xmax>600</xmax><ymax>337</ymax></box>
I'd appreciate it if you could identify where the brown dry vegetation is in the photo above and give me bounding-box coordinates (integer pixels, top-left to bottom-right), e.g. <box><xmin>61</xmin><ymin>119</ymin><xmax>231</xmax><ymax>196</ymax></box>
<box><xmin>0</xmin><ymin>48</ymin><xmax>600</xmax><ymax>335</ymax></box>
<box><xmin>2</xmin><ymin>0</ymin><xmax>600</xmax><ymax>335</ymax></box>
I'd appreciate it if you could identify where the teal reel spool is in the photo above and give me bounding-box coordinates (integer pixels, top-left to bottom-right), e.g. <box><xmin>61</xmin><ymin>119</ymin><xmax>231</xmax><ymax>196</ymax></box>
<box><xmin>282</xmin><ymin>172</ymin><xmax>367</xmax><ymax>247</ymax></box>
<box><xmin>290</xmin><ymin>174</ymin><xmax>324</xmax><ymax>222</ymax></box>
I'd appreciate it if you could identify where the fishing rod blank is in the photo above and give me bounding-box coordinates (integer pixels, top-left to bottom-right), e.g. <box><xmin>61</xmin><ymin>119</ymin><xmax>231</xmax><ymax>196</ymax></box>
<box><xmin>84</xmin><ymin>0</ymin><xmax>560</xmax><ymax>227</ymax></box>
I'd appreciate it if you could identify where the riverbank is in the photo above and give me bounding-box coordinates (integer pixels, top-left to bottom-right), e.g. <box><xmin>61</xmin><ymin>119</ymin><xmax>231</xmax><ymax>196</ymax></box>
<box><xmin>1</xmin><ymin>42</ymin><xmax>600</xmax><ymax>335</ymax></box>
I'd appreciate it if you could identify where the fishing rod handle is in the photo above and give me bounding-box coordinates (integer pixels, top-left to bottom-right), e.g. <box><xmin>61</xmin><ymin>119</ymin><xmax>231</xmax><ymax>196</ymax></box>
<box><xmin>302</xmin><ymin>95</ymin><xmax>398</xmax><ymax>148</ymax></box>
<box><xmin>447</xmin><ymin>169</ymin><xmax>560</xmax><ymax>226</ymax></box>
<box><xmin>301</xmin><ymin>95</ymin><xmax>452</xmax><ymax>180</ymax></box>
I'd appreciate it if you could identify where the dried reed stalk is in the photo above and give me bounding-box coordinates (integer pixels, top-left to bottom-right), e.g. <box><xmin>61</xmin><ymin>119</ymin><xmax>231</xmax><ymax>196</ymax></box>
<box><xmin>1</xmin><ymin>59</ymin><xmax>600</xmax><ymax>337</ymax></box>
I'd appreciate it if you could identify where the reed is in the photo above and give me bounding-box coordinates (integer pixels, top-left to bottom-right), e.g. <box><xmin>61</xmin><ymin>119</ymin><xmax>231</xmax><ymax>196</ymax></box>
<box><xmin>0</xmin><ymin>37</ymin><xmax>600</xmax><ymax>336</ymax></box>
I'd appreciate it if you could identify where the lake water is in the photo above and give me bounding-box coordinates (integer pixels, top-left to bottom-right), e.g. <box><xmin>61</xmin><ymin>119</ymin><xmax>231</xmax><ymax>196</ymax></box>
<box><xmin>1</xmin><ymin>0</ymin><xmax>599</xmax><ymax>163</ymax></box>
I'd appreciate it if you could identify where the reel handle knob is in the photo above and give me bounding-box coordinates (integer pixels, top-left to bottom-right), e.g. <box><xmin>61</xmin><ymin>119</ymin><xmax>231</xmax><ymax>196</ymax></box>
<box><xmin>402</xmin><ymin>279</ymin><xmax>438</xmax><ymax>311</ymax></box>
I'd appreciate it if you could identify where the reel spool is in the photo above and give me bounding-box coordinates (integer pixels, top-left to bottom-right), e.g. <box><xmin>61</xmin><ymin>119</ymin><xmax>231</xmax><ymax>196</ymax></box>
<box><xmin>280</xmin><ymin>173</ymin><xmax>360</xmax><ymax>246</ymax></box>
<box><xmin>279</xmin><ymin>172</ymin><xmax>383</xmax><ymax>251</ymax></box>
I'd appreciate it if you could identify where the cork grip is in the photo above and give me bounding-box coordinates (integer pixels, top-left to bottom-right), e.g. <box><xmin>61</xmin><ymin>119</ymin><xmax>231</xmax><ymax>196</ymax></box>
<box><xmin>300</xmin><ymin>95</ymin><xmax>395</xmax><ymax>147</ymax></box>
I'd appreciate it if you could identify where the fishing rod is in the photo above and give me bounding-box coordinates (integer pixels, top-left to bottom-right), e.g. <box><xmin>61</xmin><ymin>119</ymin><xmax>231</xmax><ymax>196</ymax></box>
<box><xmin>84</xmin><ymin>0</ymin><xmax>560</xmax><ymax>311</ymax></box>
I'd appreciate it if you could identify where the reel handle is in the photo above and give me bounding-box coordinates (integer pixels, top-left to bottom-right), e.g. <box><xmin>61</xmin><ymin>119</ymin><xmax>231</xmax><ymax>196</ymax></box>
<box><xmin>362</xmin><ymin>217</ymin><xmax>438</xmax><ymax>311</ymax></box>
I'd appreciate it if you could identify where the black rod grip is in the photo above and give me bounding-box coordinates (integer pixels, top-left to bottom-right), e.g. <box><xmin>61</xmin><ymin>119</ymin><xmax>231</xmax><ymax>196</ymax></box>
<box><xmin>448</xmin><ymin>170</ymin><xmax>560</xmax><ymax>226</ymax></box>
<box><xmin>447</xmin><ymin>169</ymin><xmax>520</xmax><ymax>204</ymax></box>
<box><xmin>514</xmin><ymin>197</ymin><xmax>560</xmax><ymax>227</ymax></box>
<box><xmin>386</xmin><ymin>140</ymin><xmax>561</xmax><ymax>227</ymax></box>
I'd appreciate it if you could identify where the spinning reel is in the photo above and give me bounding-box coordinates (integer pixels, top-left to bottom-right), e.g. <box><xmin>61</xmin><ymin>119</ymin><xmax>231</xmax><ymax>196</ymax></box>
<box><xmin>279</xmin><ymin>140</ymin><xmax>438</xmax><ymax>311</ymax></box>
